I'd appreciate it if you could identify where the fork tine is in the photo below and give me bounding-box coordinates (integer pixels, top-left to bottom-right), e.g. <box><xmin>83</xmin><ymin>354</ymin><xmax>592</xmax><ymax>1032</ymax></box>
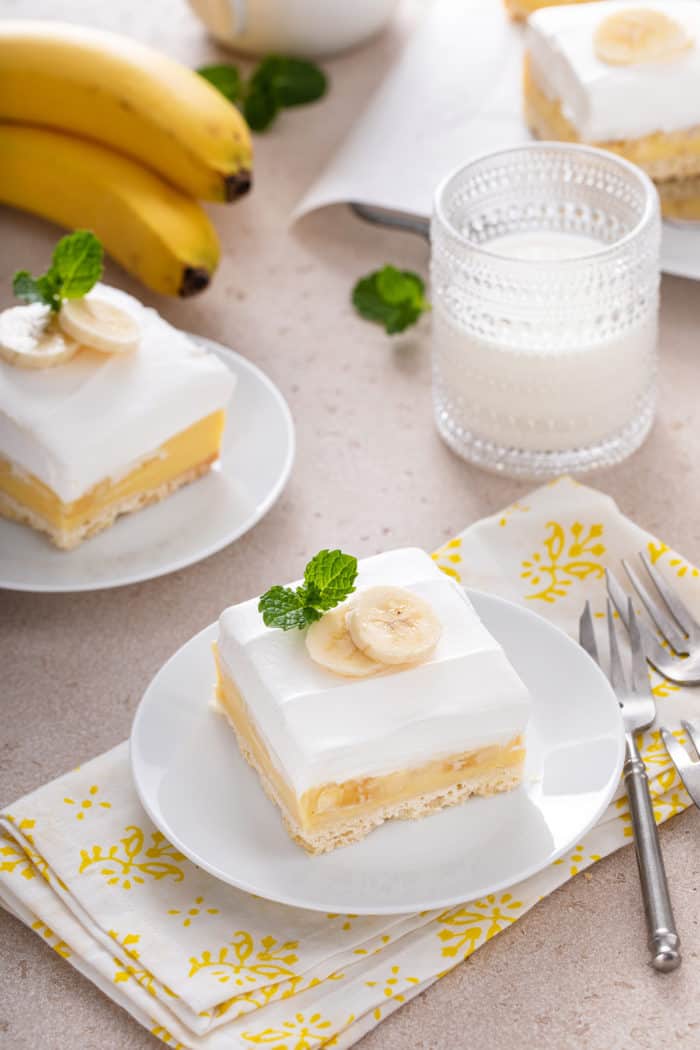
<box><xmin>623</xmin><ymin>557</ymin><xmax>689</xmax><ymax>654</ymax></box>
<box><xmin>606</xmin><ymin>568</ymin><xmax>631</xmax><ymax>628</ymax></box>
<box><xmin>627</xmin><ymin>599</ymin><xmax>650</xmax><ymax>694</ymax></box>
<box><xmin>606</xmin><ymin>598</ymin><xmax>628</xmax><ymax>694</ymax></box>
<box><xmin>579</xmin><ymin>601</ymin><xmax>601</xmax><ymax>666</ymax></box>
<box><xmin>661</xmin><ymin>727</ymin><xmax>693</xmax><ymax>775</ymax></box>
<box><xmin>607</xmin><ymin>567</ymin><xmax>672</xmax><ymax>673</ymax></box>
<box><xmin>681</xmin><ymin>720</ymin><xmax>700</xmax><ymax>759</ymax></box>
<box><xmin>641</xmin><ymin>550</ymin><xmax>700</xmax><ymax>637</ymax></box>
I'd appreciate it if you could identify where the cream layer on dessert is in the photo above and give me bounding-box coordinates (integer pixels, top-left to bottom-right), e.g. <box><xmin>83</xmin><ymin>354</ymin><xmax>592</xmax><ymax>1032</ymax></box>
<box><xmin>0</xmin><ymin>283</ymin><xmax>236</xmax><ymax>502</ymax></box>
<box><xmin>216</xmin><ymin>547</ymin><xmax>531</xmax><ymax>796</ymax></box>
<box><xmin>527</xmin><ymin>1</ymin><xmax>700</xmax><ymax>142</ymax></box>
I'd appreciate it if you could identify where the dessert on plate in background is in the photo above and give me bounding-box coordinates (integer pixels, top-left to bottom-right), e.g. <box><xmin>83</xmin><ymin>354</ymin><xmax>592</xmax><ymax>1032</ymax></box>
<box><xmin>213</xmin><ymin>546</ymin><xmax>531</xmax><ymax>853</ymax></box>
<box><xmin>0</xmin><ymin>232</ymin><xmax>236</xmax><ymax>550</ymax></box>
<box><xmin>524</xmin><ymin>1</ymin><xmax>700</xmax><ymax>220</ymax></box>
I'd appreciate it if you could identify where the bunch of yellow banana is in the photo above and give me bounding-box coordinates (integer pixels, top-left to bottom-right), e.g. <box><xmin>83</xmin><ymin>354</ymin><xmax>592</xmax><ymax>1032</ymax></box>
<box><xmin>0</xmin><ymin>21</ymin><xmax>253</xmax><ymax>296</ymax></box>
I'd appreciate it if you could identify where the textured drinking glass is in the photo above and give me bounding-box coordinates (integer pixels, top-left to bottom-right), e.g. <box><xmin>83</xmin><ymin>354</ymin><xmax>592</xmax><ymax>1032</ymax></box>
<box><xmin>431</xmin><ymin>144</ymin><xmax>661</xmax><ymax>478</ymax></box>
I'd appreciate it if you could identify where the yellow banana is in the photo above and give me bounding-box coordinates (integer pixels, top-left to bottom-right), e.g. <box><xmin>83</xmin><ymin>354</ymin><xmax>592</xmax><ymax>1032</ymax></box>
<box><xmin>0</xmin><ymin>20</ymin><xmax>252</xmax><ymax>203</ymax></box>
<box><xmin>0</xmin><ymin>123</ymin><xmax>220</xmax><ymax>298</ymax></box>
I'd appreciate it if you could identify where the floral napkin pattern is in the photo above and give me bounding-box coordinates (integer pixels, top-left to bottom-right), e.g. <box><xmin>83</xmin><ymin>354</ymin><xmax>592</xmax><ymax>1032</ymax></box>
<box><xmin>1</xmin><ymin>477</ymin><xmax>698</xmax><ymax>1050</ymax></box>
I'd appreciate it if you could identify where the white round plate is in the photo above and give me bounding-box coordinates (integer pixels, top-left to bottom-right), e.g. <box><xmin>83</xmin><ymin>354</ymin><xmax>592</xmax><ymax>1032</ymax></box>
<box><xmin>0</xmin><ymin>338</ymin><xmax>294</xmax><ymax>592</ymax></box>
<box><xmin>131</xmin><ymin>590</ymin><xmax>624</xmax><ymax>915</ymax></box>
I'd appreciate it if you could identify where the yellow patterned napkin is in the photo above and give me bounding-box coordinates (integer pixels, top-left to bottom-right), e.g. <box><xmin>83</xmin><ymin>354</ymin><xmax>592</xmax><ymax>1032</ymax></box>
<box><xmin>1</xmin><ymin>477</ymin><xmax>697</xmax><ymax>1050</ymax></box>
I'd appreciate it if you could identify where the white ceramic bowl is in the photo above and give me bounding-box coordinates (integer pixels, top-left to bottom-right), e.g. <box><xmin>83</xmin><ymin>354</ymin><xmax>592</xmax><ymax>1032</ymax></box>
<box><xmin>188</xmin><ymin>0</ymin><xmax>401</xmax><ymax>58</ymax></box>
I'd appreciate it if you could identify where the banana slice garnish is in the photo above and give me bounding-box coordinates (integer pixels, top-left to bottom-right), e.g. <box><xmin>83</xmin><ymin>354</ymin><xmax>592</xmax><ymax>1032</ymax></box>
<box><xmin>58</xmin><ymin>296</ymin><xmax>141</xmax><ymax>355</ymax></box>
<box><xmin>306</xmin><ymin>603</ymin><xmax>384</xmax><ymax>678</ymax></box>
<box><xmin>0</xmin><ymin>303</ymin><xmax>79</xmax><ymax>369</ymax></box>
<box><xmin>347</xmin><ymin>586</ymin><xmax>442</xmax><ymax>667</ymax></box>
<box><xmin>594</xmin><ymin>9</ymin><xmax>694</xmax><ymax>66</ymax></box>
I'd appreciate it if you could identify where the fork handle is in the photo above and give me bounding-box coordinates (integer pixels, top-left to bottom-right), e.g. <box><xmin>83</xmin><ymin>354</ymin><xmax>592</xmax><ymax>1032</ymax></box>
<box><xmin>624</xmin><ymin>733</ymin><xmax>681</xmax><ymax>972</ymax></box>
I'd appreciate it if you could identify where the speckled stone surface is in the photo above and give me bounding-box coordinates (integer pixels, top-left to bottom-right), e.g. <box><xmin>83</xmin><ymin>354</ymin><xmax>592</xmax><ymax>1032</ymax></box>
<box><xmin>3</xmin><ymin>2</ymin><xmax>700</xmax><ymax>1048</ymax></box>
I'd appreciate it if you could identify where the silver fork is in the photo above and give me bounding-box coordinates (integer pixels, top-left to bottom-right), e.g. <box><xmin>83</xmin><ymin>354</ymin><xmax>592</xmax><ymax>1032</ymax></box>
<box><xmin>606</xmin><ymin>552</ymin><xmax>700</xmax><ymax>685</ymax></box>
<box><xmin>661</xmin><ymin>721</ymin><xmax>700</xmax><ymax>808</ymax></box>
<box><xmin>580</xmin><ymin>599</ymin><xmax>681</xmax><ymax>971</ymax></box>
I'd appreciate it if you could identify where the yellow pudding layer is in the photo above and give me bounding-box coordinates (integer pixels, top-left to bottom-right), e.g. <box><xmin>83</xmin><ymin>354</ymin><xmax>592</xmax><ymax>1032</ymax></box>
<box><xmin>0</xmin><ymin>409</ymin><xmax>225</xmax><ymax>549</ymax></box>
<box><xmin>214</xmin><ymin>646</ymin><xmax>526</xmax><ymax>854</ymax></box>
<box><xmin>505</xmin><ymin>0</ymin><xmax>592</xmax><ymax>22</ymax></box>
<box><xmin>523</xmin><ymin>53</ymin><xmax>700</xmax><ymax>183</ymax></box>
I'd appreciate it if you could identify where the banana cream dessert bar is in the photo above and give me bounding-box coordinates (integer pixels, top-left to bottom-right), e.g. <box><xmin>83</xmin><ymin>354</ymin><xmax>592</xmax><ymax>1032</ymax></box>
<box><xmin>0</xmin><ymin>241</ymin><xmax>236</xmax><ymax>549</ymax></box>
<box><xmin>214</xmin><ymin>547</ymin><xmax>530</xmax><ymax>854</ymax></box>
<box><xmin>524</xmin><ymin>2</ymin><xmax>700</xmax><ymax>185</ymax></box>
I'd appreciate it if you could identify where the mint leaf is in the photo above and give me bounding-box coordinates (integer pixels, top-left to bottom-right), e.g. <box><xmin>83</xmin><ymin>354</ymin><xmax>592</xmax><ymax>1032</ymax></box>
<box><xmin>258</xmin><ymin>586</ymin><xmax>322</xmax><ymax>631</ymax></box>
<box><xmin>36</xmin><ymin>272</ymin><xmax>64</xmax><ymax>312</ymax></box>
<box><xmin>197</xmin><ymin>64</ymin><xmax>242</xmax><ymax>104</ymax></box>
<box><xmin>13</xmin><ymin>269</ymin><xmax>63</xmax><ymax>311</ymax></box>
<box><xmin>259</xmin><ymin>549</ymin><xmax>358</xmax><ymax>630</ymax></box>
<box><xmin>12</xmin><ymin>271</ymin><xmax>45</xmax><ymax>305</ymax></box>
<box><xmin>352</xmin><ymin>266</ymin><xmax>430</xmax><ymax>335</ymax></box>
<box><xmin>304</xmin><ymin>550</ymin><xmax>357</xmax><ymax>610</ymax></box>
<box><xmin>197</xmin><ymin>54</ymin><xmax>326</xmax><ymax>133</ymax></box>
<box><xmin>12</xmin><ymin>231</ymin><xmax>103</xmax><ymax>312</ymax></box>
<box><xmin>254</xmin><ymin>56</ymin><xmax>327</xmax><ymax>108</ymax></box>
<box><xmin>52</xmin><ymin>230</ymin><xmax>103</xmax><ymax>300</ymax></box>
<box><xmin>243</xmin><ymin>83</ymin><xmax>279</xmax><ymax>132</ymax></box>
<box><xmin>377</xmin><ymin>266</ymin><xmax>425</xmax><ymax>306</ymax></box>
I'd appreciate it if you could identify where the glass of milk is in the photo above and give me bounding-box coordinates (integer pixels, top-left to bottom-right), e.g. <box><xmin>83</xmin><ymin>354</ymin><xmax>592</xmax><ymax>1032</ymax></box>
<box><xmin>431</xmin><ymin>143</ymin><xmax>661</xmax><ymax>478</ymax></box>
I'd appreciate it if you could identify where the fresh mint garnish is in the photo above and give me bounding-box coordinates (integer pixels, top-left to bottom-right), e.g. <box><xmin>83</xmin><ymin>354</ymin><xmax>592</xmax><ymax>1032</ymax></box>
<box><xmin>197</xmin><ymin>64</ymin><xmax>242</xmax><ymax>104</ymax></box>
<box><xmin>197</xmin><ymin>55</ymin><xmax>327</xmax><ymax>133</ymax></box>
<box><xmin>13</xmin><ymin>230</ymin><xmax>103</xmax><ymax>312</ymax></box>
<box><xmin>243</xmin><ymin>79</ymin><xmax>279</xmax><ymax>133</ymax></box>
<box><xmin>258</xmin><ymin>586</ymin><xmax>320</xmax><ymax>631</ymax></box>
<box><xmin>259</xmin><ymin>549</ymin><xmax>358</xmax><ymax>631</ymax></box>
<box><xmin>352</xmin><ymin>265</ymin><xmax>430</xmax><ymax>335</ymax></box>
<box><xmin>253</xmin><ymin>56</ymin><xmax>327</xmax><ymax>108</ymax></box>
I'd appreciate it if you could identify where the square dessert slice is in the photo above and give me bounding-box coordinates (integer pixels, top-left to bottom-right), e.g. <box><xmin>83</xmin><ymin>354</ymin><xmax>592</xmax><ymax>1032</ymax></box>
<box><xmin>0</xmin><ymin>284</ymin><xmax>236</xmax><ymax>549</ymax></box>
<box><xmin>524</xmin><ymin>2</ymin><xmax>700</xmax><ymax>183</ymax></box>
<box><xmin>214</xmin><ymin>547</ymin><xmax>530</xmax><ymax>854</ymax></box>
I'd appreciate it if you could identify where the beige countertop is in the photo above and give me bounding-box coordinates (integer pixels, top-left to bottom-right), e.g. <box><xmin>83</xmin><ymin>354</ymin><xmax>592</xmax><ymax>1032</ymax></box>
<box><xmin>3</xmin><ymin>2</ymin><xmax>700</xmax><ymax>1047</ymax></box>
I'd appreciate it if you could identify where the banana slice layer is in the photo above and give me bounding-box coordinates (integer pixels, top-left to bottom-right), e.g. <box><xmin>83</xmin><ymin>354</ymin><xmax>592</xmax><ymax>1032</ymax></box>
<box><xmin>0</xmin><ymin>303</ymin><xmax>79</xmax><ymax>369</ymax></box>
<box><xmin>306</xmin><ymin>603</ymin><xmax>384</xmax><ymax>678</ymax></box>
<box><xmin>347</xmin><ymin>586</ymin><xmax>442</xmax><ymax>666</ymax></box>
<box><xmin>58</xmin><ymin>296</ymin><xmax>141</xmax><ymax>354</ymax></box>
<box><xmin>594</xmin><ymin>9</ymin><xmax>694</xmax><ymax>66</ymax></box>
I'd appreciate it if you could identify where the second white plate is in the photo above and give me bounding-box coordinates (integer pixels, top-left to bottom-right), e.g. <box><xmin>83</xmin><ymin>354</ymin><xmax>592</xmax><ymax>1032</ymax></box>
<box><xmin>0</xmin><ymin>337</ymin><xmax>294</xmax><ymax>592</ymax></box>
<box><xmin>130</xmin><ymin>590</ymin><xmax>624</xmax><ymax>915</ymax></box>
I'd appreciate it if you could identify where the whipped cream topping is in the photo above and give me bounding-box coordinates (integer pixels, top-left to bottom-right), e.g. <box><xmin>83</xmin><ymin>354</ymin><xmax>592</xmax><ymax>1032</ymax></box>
<box><xmin>527</xmin><ymin>1</ymin><xmax>700</xmax><ymax>141</ymax></box>
<box><xmin>0</xmin><ymin>284</ymin><xmax>236</xmax><ymax>501</ymax></box>
<box><xmin>217</xmin><ymin>547</ymin><xmax>531</xmax><ymax>794</ymax></box>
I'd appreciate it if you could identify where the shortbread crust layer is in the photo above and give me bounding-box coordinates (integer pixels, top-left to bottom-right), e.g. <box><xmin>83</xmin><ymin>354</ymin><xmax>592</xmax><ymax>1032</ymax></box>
<box><xmin>214</xmin><ymin>647</ymin><xmax>526</xmax><ymax>854</ymax></box>
<box><xmin>657</xmin><ymin>176</ymin><xmax>700</xmax><ymax>221</ymax></box>
<box><xmin>0</xmin><ymin>409</ymin><xmax>225</xmax><ymax>549</ymax></box>
<box><xmin>524</xmin><ymin>54</ymin><xmax>700</xmax><ymax>184</ymax></box>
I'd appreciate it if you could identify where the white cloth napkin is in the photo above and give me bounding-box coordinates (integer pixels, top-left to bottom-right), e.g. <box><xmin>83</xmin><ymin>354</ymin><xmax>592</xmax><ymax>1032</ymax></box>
<box><xmin>2</xmin><ymin>477</ymin><xmax>697</xmax><ymax>1050</ymax></box>
<box><xmin>294</xmin><ymin>0</ymin><xmax>700</xmax><ymax>281</ymax></box>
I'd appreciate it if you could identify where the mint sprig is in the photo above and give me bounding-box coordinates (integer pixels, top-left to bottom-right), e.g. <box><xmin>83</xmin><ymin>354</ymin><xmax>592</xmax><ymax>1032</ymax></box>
<box><xmin>259</xmin><ymin>549</ymin><xmax>358</xmax><ymax>631</ymax></box>
<box><xmin>197</xmin><ymin>55</ymin><xmax>327</xmax><ymax>133</ymax></box>
<box><xmin>352</xmin><ymin>265</ymin><xmax>431</xmax><ymax>335</ymax></box>
<box><xmin>13</xmin><ymin>230</ymin><xmax>103</xmax><ymax>312</ymax></box>
<box><xmin>197</xmin><ymin>64</ymin><xmax>242</xmax><ymax>104</ymax></box>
